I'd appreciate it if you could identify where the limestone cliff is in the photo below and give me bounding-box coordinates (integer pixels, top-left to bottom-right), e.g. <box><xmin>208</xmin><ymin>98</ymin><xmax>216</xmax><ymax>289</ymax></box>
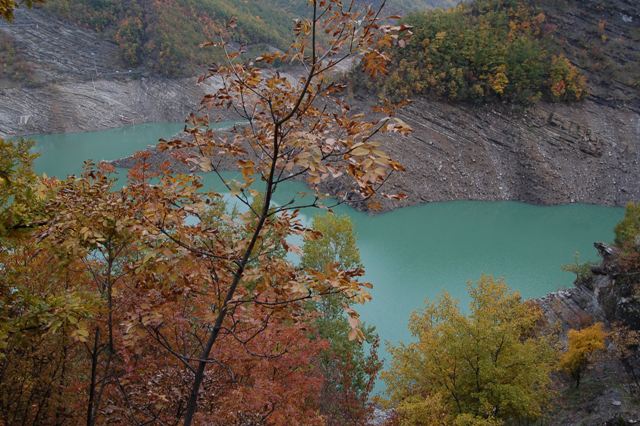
<box><xmin>0</xmin><ymin>8</ymin><xmax>208</xmax><ymax>136</ymax></box>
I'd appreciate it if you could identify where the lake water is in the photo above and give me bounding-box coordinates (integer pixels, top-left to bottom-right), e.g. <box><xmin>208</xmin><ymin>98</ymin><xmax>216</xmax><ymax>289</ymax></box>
<box><xmin>28</xmin><ymin>123</ymin><xmax>624</xmax><ymax>379</ymax></box>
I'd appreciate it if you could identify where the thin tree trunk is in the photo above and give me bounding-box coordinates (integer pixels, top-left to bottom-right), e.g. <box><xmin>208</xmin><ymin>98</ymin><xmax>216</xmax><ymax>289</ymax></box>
<box><xmin>87</xmin><ymin>328</ymin><xmax>100</xmax><ymax>426</ymax></box>
<box><xmin>182</xmin><ymin>125</ymin><xmax>282</xmax><ymax>426</ymax></box>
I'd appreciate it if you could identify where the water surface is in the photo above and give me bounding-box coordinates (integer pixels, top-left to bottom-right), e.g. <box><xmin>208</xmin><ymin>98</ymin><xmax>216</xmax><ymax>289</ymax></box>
<box><xmin>30</xmin><ymin>123</ymin><xmax>624</xmax><ymax>376</ymax></box>
<box><xmin>31</xmin><ymin>123</ymin><xmax>184</xmax><ymax>177</ymax></box>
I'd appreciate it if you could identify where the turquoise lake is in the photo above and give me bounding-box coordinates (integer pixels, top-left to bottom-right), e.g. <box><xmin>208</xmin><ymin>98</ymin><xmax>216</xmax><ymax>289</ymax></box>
<box><xmin>28</xmin><ymin>123</ymin><xmax>624</xmax><ymax>378</ymax></box>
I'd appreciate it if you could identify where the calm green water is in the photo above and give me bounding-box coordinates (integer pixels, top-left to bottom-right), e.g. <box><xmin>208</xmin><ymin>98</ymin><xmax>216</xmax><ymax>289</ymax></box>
<box><xmin>31</xmin><ymin>123</ymin><xmax>185</xmax><ymax>177</ymax></box>
<box><xmin>29</xmin><ymin>123</ymin><xmax>624</xmax><ymax>378</ymax></box>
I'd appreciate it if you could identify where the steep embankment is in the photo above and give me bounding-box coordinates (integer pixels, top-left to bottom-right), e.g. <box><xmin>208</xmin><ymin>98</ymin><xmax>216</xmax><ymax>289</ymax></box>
<box><xmin>368</xmin><ymin>95</ymin><xmax>639</xmax><ymax>208</ymax></box>
<box><xmin>362</xmin><ymin>0</ymin><xmax>640</xmax><ymax>209</ymax></box>
<box><xmin>0</xmin><ymin>8</ymin><xmax>208</xmax><ymax>136</ymax></box>
<box><xmin>536</xmin><ymin>241</ymin><xmax>640</xmax><ymax>425</ymax></box>
<box><xmin>1</xmin><ymin>1</ymin><xmax>639</xmax><ymax>208</ymax></box>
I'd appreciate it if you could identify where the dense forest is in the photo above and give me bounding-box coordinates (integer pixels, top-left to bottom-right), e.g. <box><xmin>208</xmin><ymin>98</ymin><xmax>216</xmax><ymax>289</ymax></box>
<box><xmin>354</xmin><ymin>0</ymin><xmax>588</xmax><ymax>103</ymax></box>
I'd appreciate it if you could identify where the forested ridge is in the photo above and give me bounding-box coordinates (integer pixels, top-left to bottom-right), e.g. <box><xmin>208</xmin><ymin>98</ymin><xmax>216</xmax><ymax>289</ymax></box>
<box><xmin>38</xmin><ymin>0</ymin><xmax>457</xmax><ymax>76</ymax></box>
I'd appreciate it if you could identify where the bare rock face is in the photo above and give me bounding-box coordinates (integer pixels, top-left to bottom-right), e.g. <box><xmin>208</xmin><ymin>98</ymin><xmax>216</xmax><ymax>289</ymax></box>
<box><xmin>0</xmin><ymin>78</ymin><xmax>209</xmax><ymax>136</ymax></box>
<box><xmin>371</xmin><ymin>0</ymin><xmax>640</xmax><ymax>209</ymax></box>
<box><xmin>536</xmin><ymin>242</ymin><xmax>640</xmax><ymax>332</ymax></box>
<box><xmin>537</xmin><ymin>276</ymin><xmax>607</xmax><ymax>333</ymax></box>
<box><xmin>370</xmin><ymin>97</ymin><xmax>639</xmax><ymax>209</ymax></box>
<box><xmin>0</xmin><ymin>8</ymin><xmax>211</xmax><ymax>137</ymax></box>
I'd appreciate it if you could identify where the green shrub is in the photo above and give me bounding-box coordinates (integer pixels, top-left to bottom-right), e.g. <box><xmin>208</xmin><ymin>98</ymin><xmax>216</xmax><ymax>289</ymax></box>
<box><xmin>615</xmin><ymin>202</ymin><xmax>640</xmax><ymax>248</ymax></box>
<box><xmin>562</xmin><ymin>253</ymin><xmax>595</xmax><ymax>285</ymax></box>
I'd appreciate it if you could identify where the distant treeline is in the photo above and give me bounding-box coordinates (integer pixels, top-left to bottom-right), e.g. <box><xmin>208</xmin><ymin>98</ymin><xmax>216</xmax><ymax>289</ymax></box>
<box><xmin>43</xmin><ymin>0</ymin><xmax>304</xmax><ymax>76</ymax></box>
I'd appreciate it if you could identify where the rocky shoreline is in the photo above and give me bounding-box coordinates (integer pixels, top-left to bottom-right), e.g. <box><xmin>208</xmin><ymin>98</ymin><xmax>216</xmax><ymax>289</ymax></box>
<box><xmin>535</xmin><ymin>242</ymin><xmax>640</xmax><ymax>425</ymax></box>
<box><xmin>2</xmin><ymin>5</ymin><xmax>639</xmax><ymax>424</ymax></box>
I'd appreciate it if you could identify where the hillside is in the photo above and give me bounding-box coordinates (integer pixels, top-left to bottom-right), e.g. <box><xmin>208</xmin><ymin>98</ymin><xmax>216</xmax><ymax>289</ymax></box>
<box><xmin>349</xmin><ymin>0</ymin><xmax>640</xmax><ymax>209</ymax></box>
<box><xmin>0</xmin><ymin>0</ymin><xmax>638</xmax><ymax>208</ymax></box>
<box><xmin>0</xmin><ymin>7</ymin><xmax>209</xmax><ymax>135</ymax></box>
<box><xmin>356</xmin><ymin>0</ymin><xmax>590</xmax><ymax>104</ymax></box>
<box><xmin>38</xmin><ymin>0</ymin><xmax>456</xmax><ymax>76</ymax></box>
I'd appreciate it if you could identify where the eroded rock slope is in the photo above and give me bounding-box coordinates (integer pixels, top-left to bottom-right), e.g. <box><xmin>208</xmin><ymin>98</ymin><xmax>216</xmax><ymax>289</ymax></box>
<box><xmin>1</xmin><ymin>1</ymin><xmax>638</xmax><ymax>208</ymax></box>
<box><xmin>0</xmin><ymin>8</ymin><xmax>206</xmax><ymax>136</ymax></box>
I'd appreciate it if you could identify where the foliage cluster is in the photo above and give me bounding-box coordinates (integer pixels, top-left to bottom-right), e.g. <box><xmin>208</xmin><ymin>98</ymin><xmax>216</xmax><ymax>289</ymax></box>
<box><xmin>559</xmin><ymin>322</ymin><xmax>607</xmax><ymax>388</ymax></box>
<box><xmin>1</xmin><ymin>1</ymin><xmax>414</xmax><ymax>424</ymax></box>
<box><xmin>614</xmin><ymin>202</ymin><xmax>640</xmax><ymax>283</ymax></box>
<box><xmin>302</xmin><ymin>213</ymin><xmax>381</xmax><ymax>424</ymax></box>
<box><xmin>615</xmin><ymin>202</ymin><xmax>640</xmax><ymax>250</ymax></box>
<box><xmin>41</xmin><ymin>0</ymin><xmax>444</xmax><ymax>77</ymax></box>
<box><xmin>561</xmin><ymin>253</ymin><xmax>596</xmax><ymax>285</ymax></box>
<box><xmin>43</xmin><ymin>0</ymin><xmax>302</xmax><ymax>76</ymax></box>
<box><xmin>0</xmin><ymin>151</ymin><xmax>379</xmax><ymax>425</ymax></box>
<box><xmin>0</xmin><ymin>138</ymin><xmax>47</xmax><ymax>235</ymax></box>
<box><xmin>0</xmin><ymin>32</ymin><xmax>36</xmax><ymax>85</ymax></box>
<box><xmin>356</xmin><ymin>0</ymin><xmax>588</xmax><ymax>104</ymax></box>
<box><xmin>383</xmin><ymin>276</ymin><xmax>558</xmax><ymax>425</ymax></box>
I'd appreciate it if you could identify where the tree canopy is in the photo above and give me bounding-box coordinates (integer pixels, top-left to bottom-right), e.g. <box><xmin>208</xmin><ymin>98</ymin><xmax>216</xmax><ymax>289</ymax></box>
<box><xmin>302</xmin><ymin>213</ymin><xmax>381</xmax><ymax>425</ymax></box>
<box><xmin>383</xmin><ymin>276</ymin><xmax>558</xmax><ymax>425</ymax></box>
<box><xmin>354</xmin><ymin>0</ymin><xmax>587</xmax><ymax>104</ymax></box>
<box><xmin>559</xmin><ymin>322</ymin><xmax>607</xmax><ymax>388</ymax></box>
<box><xmin>0</xmin><ymin>1</ymin><xmax>413</xmax><ymax>424</ymax></box>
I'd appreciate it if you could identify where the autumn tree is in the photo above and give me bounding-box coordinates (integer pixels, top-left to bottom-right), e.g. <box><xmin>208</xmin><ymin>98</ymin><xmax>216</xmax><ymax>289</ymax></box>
<box><xmin>301</xmin><ymin>213</ymin><xmax>361</xmax><ymax>272</ymax></box>
<box><xmin>2</xmin><ymin>1</ymin><xmax>413</xmax><ymax>424</ymax></box>
<box><xmin>0</xmin><ymin>142</ymin><xmax>100</xmax><ymax>425</ymax></box>
<box><xmin>0</xmin><ymin>156</ymin><xmax>331</xmax><ymax>425</ymax></box>
<box><xmin>548</xmin><ymin>54</ymin><xmax>587</xmax><ymax>101</ymax></box>
<box><xmin>559</xmin><ymin>322</ymin><xmax>608</xmax><ymax>388</ymax></box>
<box><xmin>0</xmin><ymin>138</ymin><xmax>47</xmax><ymax>236</ymax></box>
<box><xmin>383</xmin><ymin>275</ymin><xmax>557</xmax><ymax>425</ymax></box>
<box><xmin>302</xmin><ymin>213</ymin><xmax>382</xmax><ymax>424</ymax></box>
<box><xmin>153</xmin><ymin>2</ymin><xmax>412</xmax><ymax>423</ymax></box>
